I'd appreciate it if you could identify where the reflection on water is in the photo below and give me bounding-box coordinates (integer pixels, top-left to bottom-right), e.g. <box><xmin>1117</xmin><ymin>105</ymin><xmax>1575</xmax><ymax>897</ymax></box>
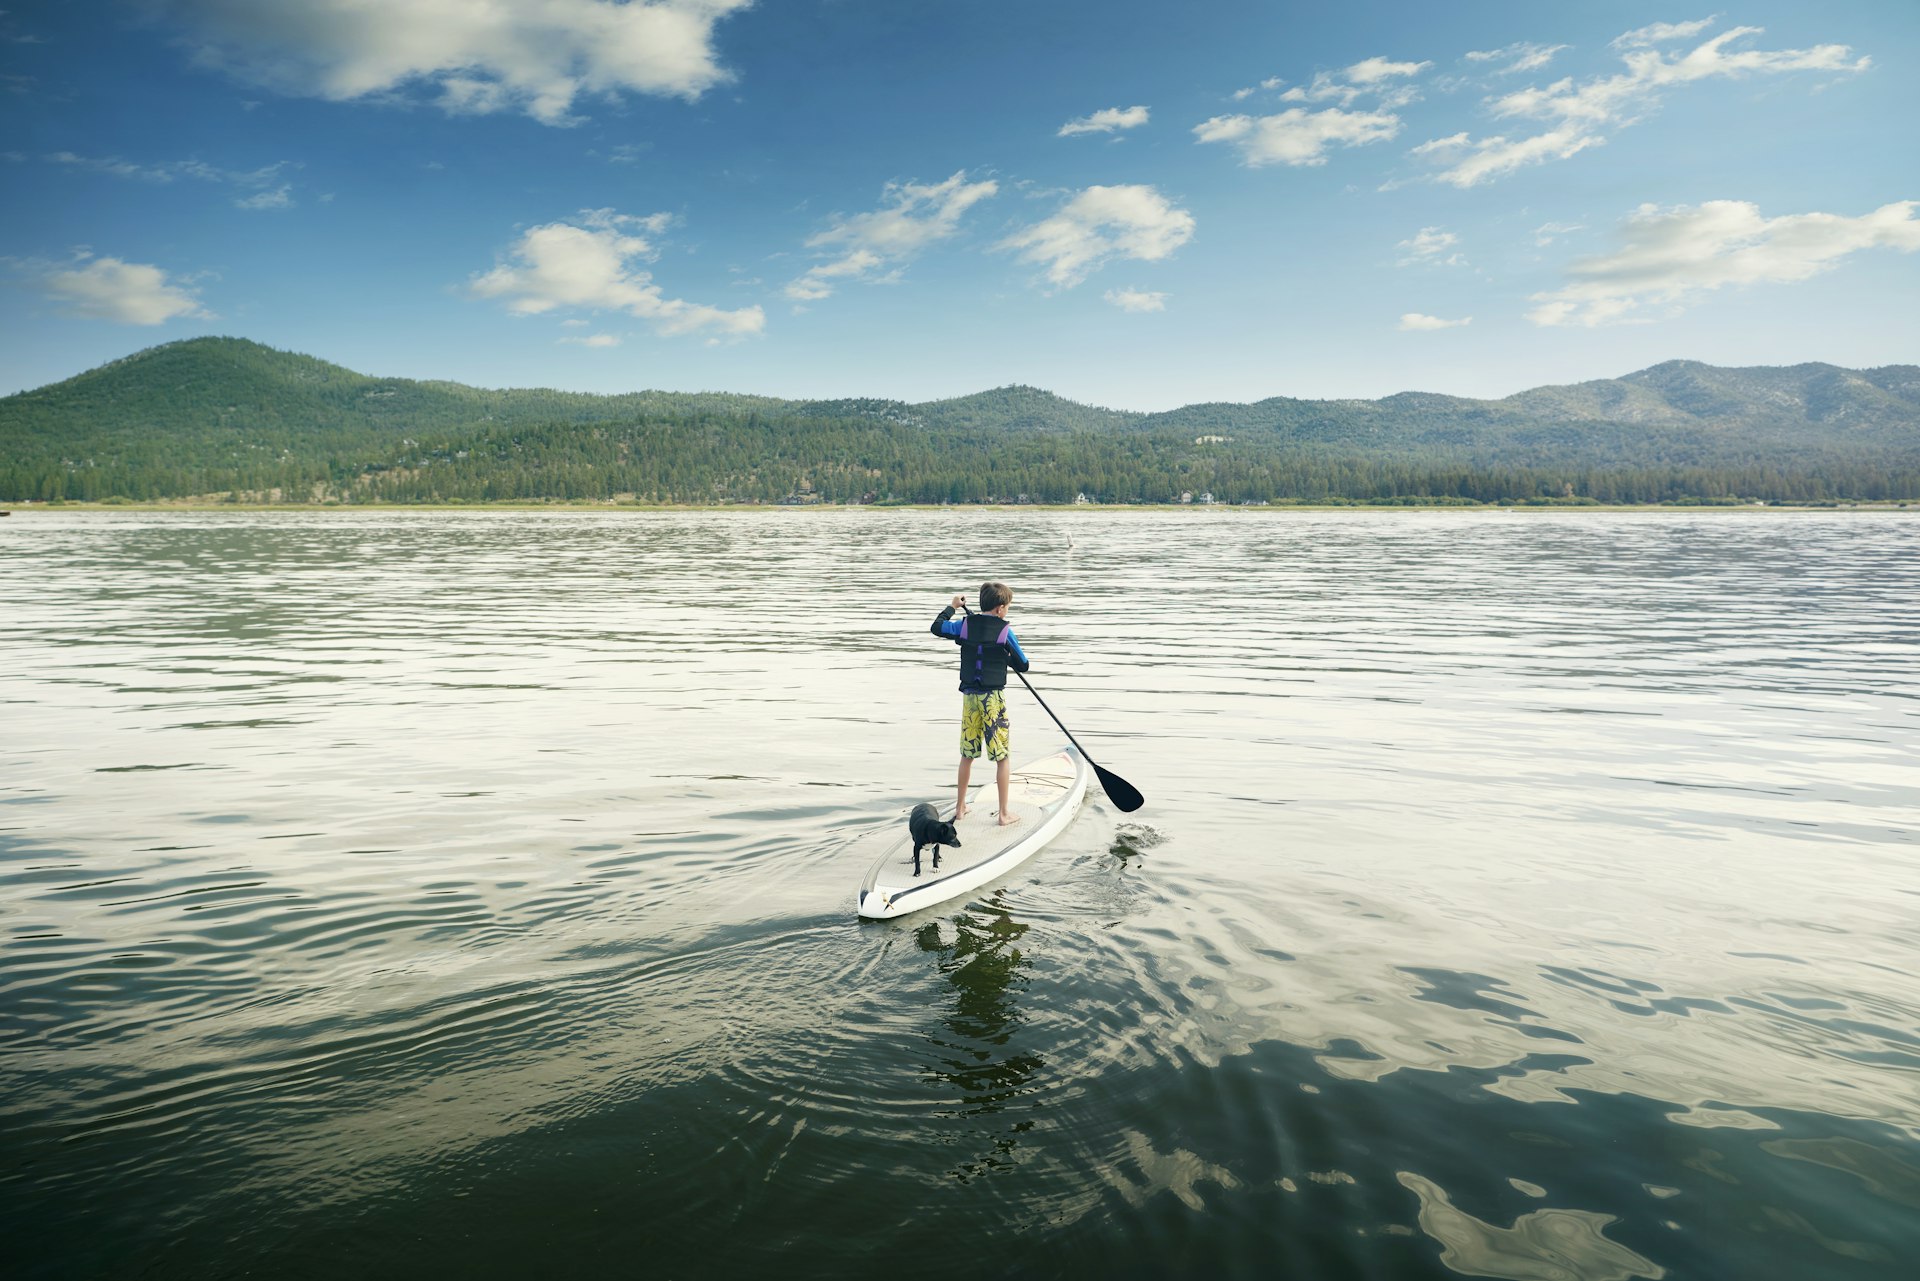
<box><xmin>918</xmin><ymin>910</ymin><xmax>1043</xmax><ymax>1179</ymax></box>
<box><xmin>1399</xmin><ymin>1172</ymin><xmax>1665</xmax><ymax>1281</ymax></box>
<box><xmin>2</xmin><ymin>508</ymin><xmax>1918</xmax><ymax>1280</ymax></box>
<box><xmin>1762</xmin><ymin>1136</ymin><xmax>1920</xmax><ymax>1210</ymax></box>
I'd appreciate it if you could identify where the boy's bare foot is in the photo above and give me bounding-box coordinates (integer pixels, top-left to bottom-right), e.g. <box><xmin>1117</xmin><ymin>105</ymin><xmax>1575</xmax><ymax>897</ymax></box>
<box><xmin>954</xmin><ymin>806</ymin><xmax>969</xmax><ymax>822</ymax></box>
<box><xmin>996</xmin><ymin>811</ymin><xmax>1022</xmax><ymax>827</ymax></box>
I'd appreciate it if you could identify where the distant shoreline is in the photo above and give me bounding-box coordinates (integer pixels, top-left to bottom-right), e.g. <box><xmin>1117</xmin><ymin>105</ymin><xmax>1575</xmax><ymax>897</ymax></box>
<box><xmin>11</xmin><ymin>342</ymin><xmax>1917</xmax><ymax>514</ymax></box>
<box><xmin>5</xmin><ymin>501</ymin><xmax>1914</xmax><ymax>515</ymax></box>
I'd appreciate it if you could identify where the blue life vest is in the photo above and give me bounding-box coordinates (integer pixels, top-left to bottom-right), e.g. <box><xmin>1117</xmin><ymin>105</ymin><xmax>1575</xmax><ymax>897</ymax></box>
<box><xmin>957</xmin><ymin>614</ymin><xmax>1012</xmax><ymax>693</ymax></box>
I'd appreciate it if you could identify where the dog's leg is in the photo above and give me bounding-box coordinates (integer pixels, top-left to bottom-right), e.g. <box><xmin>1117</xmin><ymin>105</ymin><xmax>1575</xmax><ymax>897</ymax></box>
<box><xmin>912</xmin><ymin>843</ymin><xmax>923</xmax><ymax>876</ymax></box>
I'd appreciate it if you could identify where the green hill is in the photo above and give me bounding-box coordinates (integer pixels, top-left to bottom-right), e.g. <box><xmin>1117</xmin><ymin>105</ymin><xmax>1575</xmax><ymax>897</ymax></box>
<box><xmin>1502</xmin><ymin>360</ymin><xmax>1920</xmax><ymax>442</ymax></box>
<box><xmin>2</xmin><ymin>336</ymin><xmax>789</xmax><ymax>444</ymax></box>
<box><xmin>2</xmin><ymin>337</ymin><xmax>1915</xmax><ymax>505</ymax></box>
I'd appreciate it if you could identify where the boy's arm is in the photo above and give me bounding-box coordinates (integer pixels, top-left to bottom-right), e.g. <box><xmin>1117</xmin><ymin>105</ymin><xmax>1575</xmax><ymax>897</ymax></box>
<box><xmin>932</xmin><ymin>602</ymin><xmax>964</xmax><ymax>640</ymax></box>
<box><xmin>1003</xmin><ymin>626</ymin><xmax>1031</xmax><ymax>673</ymax></box>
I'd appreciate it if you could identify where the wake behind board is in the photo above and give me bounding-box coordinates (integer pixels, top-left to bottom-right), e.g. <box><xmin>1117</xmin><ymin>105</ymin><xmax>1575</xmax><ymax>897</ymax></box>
<box><xmin>857</xmin><ymin>746</ymin><xmax>1090</xmax><ymax>920</ymax></box>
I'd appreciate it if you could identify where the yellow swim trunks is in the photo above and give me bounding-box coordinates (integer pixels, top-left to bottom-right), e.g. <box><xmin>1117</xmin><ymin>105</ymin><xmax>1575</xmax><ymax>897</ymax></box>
<box><xmin>960</xmin><ymin>690</ymin><xmax>1010</xmax><ymax>762</ymax></box>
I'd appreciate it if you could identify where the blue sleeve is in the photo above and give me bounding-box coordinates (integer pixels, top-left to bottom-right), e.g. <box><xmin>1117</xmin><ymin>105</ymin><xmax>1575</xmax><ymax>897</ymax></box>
<box><xmin>1004</xmin><ymin>626</ymin><xmax>1030</xmax><ymax>673</ymax></box>
<box><xmin>932</xmin><ymin>608</ymin><xmax>964</xmax><ymax>640</ymax></box>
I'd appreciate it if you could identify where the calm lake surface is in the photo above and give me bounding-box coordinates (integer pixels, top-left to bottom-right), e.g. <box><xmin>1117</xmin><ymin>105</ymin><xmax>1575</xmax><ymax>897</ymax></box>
<box><xmin>3</xmin><ymin>508</ymin><xmax>1917</xmax><ymax>1280</ymax></box>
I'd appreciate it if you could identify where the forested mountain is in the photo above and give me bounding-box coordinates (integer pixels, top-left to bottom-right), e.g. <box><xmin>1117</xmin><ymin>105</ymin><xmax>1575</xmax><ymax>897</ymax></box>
<box><xmin>2</xmin><ymin>337</ymin><xmax>1915</xmax><ymax>505</ymax></box>
<box><xmin>1502</xmin><ymin>360</ymin><xmax>1920</xmax><ymax>440</ymax></box>
<box><xmin>3</xmin><ymin>335</ymin><xmax>789</xmax><ymax>444</ymax></box>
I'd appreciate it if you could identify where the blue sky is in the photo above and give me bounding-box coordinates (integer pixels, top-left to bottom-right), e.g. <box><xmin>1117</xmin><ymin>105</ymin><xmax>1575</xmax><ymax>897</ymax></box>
<box><xmin>3</xmin><ymin>1</ymin><xmax>1915</xmax><ymax>408</ymax></box>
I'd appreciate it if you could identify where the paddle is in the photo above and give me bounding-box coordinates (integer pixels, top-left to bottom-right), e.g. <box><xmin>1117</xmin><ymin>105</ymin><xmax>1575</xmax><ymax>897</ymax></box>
<box><xmin>963</xmin><ymin>604</ymin><xmax>1144</xmax><ymax>813</ymax></box>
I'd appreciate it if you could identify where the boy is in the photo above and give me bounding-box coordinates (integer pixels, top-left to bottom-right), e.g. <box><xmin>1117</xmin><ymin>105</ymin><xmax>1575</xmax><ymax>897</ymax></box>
<box><xmin>931</xmin><ymin>581</ymin><xmax>1031</xmax><ymax>826</ymax></box>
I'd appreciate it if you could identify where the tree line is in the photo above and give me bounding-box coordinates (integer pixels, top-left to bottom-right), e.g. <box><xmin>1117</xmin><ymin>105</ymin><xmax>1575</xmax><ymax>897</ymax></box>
<box><xmin>6</xmin><ymin>409</ymin><xmax>1915</xmax><ymax>506</ymax></box>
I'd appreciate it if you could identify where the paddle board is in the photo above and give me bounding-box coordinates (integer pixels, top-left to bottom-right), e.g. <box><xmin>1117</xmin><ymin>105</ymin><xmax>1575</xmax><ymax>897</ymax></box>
<box><xmin>857</xmin><ymin>745</ymin><xmax>1090</xmax><ymax>919</ymax></box>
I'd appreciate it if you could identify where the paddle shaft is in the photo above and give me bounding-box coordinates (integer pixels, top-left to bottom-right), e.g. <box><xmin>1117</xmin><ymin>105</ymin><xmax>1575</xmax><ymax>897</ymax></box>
<box><xmin>1011</xmin><ymin>670</ymin><xmax>1090</xmax><ymax>763</ymax></box>
<box><xmin>960</xmin><ymin>604</ymin><xmax>1144</xmax><ymax>812</ymax></box>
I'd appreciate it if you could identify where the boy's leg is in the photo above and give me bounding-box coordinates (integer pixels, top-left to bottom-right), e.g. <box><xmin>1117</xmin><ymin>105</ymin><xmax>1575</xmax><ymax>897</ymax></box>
<box><xmin>988</xmin><ymin>692</ymin><xmax>1020</xmax><ymax>826</ymax></box>
<box><xmin>957</xmin><ymin>693</ymin><xmax>984</xmax><ymax>819</ymax></box>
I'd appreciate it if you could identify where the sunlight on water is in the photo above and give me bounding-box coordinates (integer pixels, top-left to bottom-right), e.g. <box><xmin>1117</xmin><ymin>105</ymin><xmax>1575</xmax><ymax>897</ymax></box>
<box><xmin>3</xmin><ymin>509</ymin><xmax>1916</xmax><ymax>1279</ymax></box>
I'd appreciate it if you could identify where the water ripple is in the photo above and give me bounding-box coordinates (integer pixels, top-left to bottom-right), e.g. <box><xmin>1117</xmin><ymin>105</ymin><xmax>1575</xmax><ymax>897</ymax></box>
<box><xmin>3</xmin><ymin>509</ymin><xmax>1918</xmax><ymax>1279</ymax></box>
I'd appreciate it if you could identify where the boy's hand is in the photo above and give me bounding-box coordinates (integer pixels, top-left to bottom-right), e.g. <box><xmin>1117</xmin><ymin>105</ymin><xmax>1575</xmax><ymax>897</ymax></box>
<box><xmin>950</xmin><ymin>594</ymin><xmax>966</xmax><ymax>610</ymax></box>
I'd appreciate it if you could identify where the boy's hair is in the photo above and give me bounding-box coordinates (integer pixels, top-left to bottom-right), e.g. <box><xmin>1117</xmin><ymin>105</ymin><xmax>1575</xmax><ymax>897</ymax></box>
<box><xmin>980</xmin><ymin>581</ymin><xmax>1013</xmax><ymax>611</ymax></box>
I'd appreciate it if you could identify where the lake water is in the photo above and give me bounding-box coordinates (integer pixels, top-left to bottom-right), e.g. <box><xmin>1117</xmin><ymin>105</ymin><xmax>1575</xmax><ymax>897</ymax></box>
<box><xmin>3</xmin><ymin>508</ymin><xmax>1917</xmax><ymax>1280</ymax></box>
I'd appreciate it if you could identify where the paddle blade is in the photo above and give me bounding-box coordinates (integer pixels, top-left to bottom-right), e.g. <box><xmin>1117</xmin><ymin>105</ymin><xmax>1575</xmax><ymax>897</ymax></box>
<box><xmin>1094</xmin><ymin>763</ymin><xmax>1145</xmax><ymax>813</ymax></box>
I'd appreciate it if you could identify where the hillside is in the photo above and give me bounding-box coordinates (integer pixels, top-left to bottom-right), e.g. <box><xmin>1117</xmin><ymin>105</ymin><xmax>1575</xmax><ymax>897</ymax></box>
<box><xmin>2</xmin><ymin>337</ymin><xmax>1916</xmax><ymax>505</ymax></box>
<box><xmin>1502</xmin><ymin>360</ymin><xmax>1920</xmax><ymax>441</ymax></box>
<box><xmin>2</xmin><ymin>336</ymin><xmax>791</xmax><ymax>443</ymax></box>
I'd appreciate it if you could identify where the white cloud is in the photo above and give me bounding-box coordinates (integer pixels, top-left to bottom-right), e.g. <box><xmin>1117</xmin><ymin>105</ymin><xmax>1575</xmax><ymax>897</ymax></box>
<box><xmin>1397</xmin><ymin>226</ymin><xmax>1465</xmax><ymax>266</ymax></box>
<box><xmin>48</xmin><ymin>151</ymin><xmax>171</xmax><ymax>181</ymax></box>
<box><xmin>163</xmin><ymin>0</ymin><xmax>753</xmax><ymax>125</ymax></box>
<box><xmin>1463</xmin><ymin>42</ymin><xmax>1568</xmax><ymax>74</ymax></box>
<box><xmin>1527</xmin><ymin>199</ymin><xmax>1920</xmax><ymax>327</ymax></box>
<box><xmin>48</xmin><ymin>151</ymin><xmax>299</xmax><ymax>206</ymax></box>
<box><xmin>998</xmin><ymin>185</ymin><xmax>1195</xmax><ymax>289</ymax></box>
<box><xmin>1104</xmin><ymin>287</ymin><xmax>1168</xmax><ymax>313</ymax></box>
<box><xmin>1513</xmin><ymin>47</ymin><xmax>1567</xmax><ymax>73</ymax></box>
<box><xmin>559</xmin><ymin>333</ymin><xmax>621</xmax><ymax>347</ymax></box>
<box><xmin>785</xmin><ymin>248</ymin><xmax>883</xmax><ymax>301</ymax></box>
<box><xmin>1408</xmin><ymin>131</ymin><xmax>1469</xmax><ymax>157</ymax></box>
<box><xmin>1059</xmin><ymin>104</ymin><xmax>1150</xmax><ymax>137</ymax></box>
<box><xmin>471</xmin><ymin>208</ymin><xmax>762</xmax><ymax>338</ymax></box>
<box><xmin>1282</xmin><ymin>56</ymin><xmax>1431</xmax><ymax>107</ymax></box>
<box><xmin>1346</xmin><ymin>56</ymin><xmax>1431</xmax><ymax>85</ymax></box>
<box><xmin>1533</xmin><ymin>220</ymin><xmax>1585</xmax><ymax>246</ymax></box>
<box><xmin>1230</xmin><ymin>76</ymin><xmax>1285</xmax><ymax>101</ymax></box>
<box><xmin>234</xmin><ymin>184</ymin><xmax>292</xmax><ymax>210</ymax></box>
<box><xmin>1429</xmin><ymin>124</ymin><xmax>1602</xmax><ymax>187</ymax></box>
<box><xmin>1613</xmin><ymin>17</ymin><xmax>1720</xmax><ymax>49</ymax></box>
<box><xmin>785</xmin><ymin>171</ymin><xmax>997</xmax><ymax>302</ymax></box>
<box><xmin>51</xmin><ymin>152</ymin><xmax>281</xmax><ymax>185</ymax></box>
<box><xmin>1420</xmin><ymin>24</ymin><xmax>1870</xmax><ymax>188</ymax></box>
<box><xmin>37</xmin><ymin>254</ymin><xmax>211</xmax><ymax>324</ymax></box>
<box><xmin>1398</xmin><ymin>312</ymin><xmax>1471</xmax><ymax>331</ymax></box>
<box><xmin>1194</xmin><ymin>106</ymin><xmax>1401</xmax><ymax>167</ymax></box>
<box><xmin>1200</xmin><ymin>54</ymin><xmax>1426</xmax><ymax>166</ymax></box>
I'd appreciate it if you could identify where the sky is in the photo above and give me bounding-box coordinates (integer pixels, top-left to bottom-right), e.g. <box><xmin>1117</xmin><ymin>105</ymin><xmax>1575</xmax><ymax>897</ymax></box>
<box><xmin>2</xmin><ymin>0</ymin><xmax>1916</xmax><ymax>409</ymax></box>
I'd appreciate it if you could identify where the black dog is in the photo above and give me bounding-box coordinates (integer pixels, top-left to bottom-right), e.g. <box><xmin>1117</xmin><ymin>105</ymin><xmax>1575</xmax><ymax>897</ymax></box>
<box><xmin>909</xmin><ymin>802</ymin><xmax>962</xmax><ymax>876</ymax></box>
